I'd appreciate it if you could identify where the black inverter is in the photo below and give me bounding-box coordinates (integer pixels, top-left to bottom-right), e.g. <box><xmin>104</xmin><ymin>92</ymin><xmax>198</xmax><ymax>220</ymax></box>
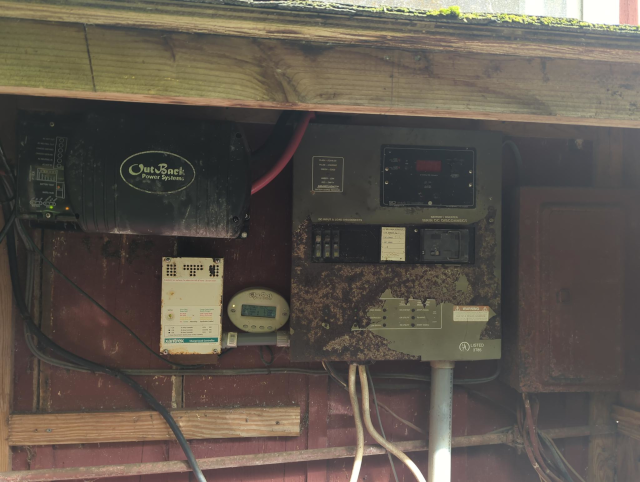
<box><xmin>17</xmin><ymin>111</ymin><xmax>251</xmax><ymax>238</ymax></box>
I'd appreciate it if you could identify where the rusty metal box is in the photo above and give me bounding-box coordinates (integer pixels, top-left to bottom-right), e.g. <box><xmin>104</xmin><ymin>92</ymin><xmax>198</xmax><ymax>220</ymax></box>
<box><xmin>289</xmin><ymin>124</ymin><xmax>502</xmax><ymax>362</ymax></box>
<box><xmin>502</xmin><ymin>188</ymin><xmax>640</xmax><ymax>392</ymax></box>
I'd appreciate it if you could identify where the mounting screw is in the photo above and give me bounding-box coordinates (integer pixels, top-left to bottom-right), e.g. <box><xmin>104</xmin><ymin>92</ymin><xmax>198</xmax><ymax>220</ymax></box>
<box><xmin>384</xmin><ymin>181</ymin><xmax>389</xmax><ymax>185</ymax></box>
<box><xmin>232</xmin><ymin>216</ymin><xmax>240</xmax><ymax>223</ymax></box>
<box><xmin>244</xmin><ymin>213</ymin><xmax>250</xmax><ymax>220</ymax></box>
<box><xmin>49</xmin><ymin>122</ymin><xmax>55</xmax><ymax>127</ymax></box>
<box><xmin>162</xmin><ymin>349</ymin><xmax>169</xmax><ymax>355</ymax></box>
<box><xmin>385</xmin><ymin>167</ymin><xmax>389</xmax><ymax>172</ymax></box>
<box><xmin>46</xmin><ymin>428</ymin><xmax>52</xmax><ymax>433</ymax></box>
<box><xmin>240</xmin><ymin>232</ymin><xmax>248</xmax><ymax>239</ymax></box>
<box><xmin>469</xmin><ymin>170</ymin><xmax>473</xmax><ymax>174</ymax></box>
<box><xmin>414</xmin><ymin>229</ymin><xmax>418</xmax><ymax>233</ymax></box>
<box><xmin>164</xmin><ymin>257</ymin><xmax>171</xmax><ymax>262</ymax></box>
<box><xmin>469</xmin><ymin>183</ymin><xmax>473</xmax><ymax>187</ymax></box>
<box><xmin>44</xmin><ymin>212</ymin><xmax>52</xmax><ymax>219</ymax></box>
<box><xmin>489</xmin><ymin>218</ymin><xmax>495</xmax><ymax>223</ymax></box>
<box><xmin>428</xmin><ymin>201</ymin><xmax>433</xmax><ymax>206</ymax></box>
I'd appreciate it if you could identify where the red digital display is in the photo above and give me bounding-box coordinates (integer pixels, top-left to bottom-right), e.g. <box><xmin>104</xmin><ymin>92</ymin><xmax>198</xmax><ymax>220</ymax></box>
<box><xmin>416</xmin><ymin>160</ymin><xmax>442</xmax><ymax>173</ymax></box>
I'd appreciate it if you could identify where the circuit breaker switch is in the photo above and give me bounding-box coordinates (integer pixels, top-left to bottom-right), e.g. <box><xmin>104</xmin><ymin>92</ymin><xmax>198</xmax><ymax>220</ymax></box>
<box><xmin>313</xmin><ymin>230</ymin><xmax>322</xmax><ymax>258</ymax></box>
<box><xmin>332</xmin><ymin>231</ymin><xmax>340</xmax><ymax>258</ymax></box>
<box><xmin>323</xmin><ymin>230</ymin><xmax>331</xmax><ymax>258</ymax></box>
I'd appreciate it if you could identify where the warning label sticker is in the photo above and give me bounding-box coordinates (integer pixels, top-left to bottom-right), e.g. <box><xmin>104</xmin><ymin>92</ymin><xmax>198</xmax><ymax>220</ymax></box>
<box><xmin>453</xmin><ymin>306</ymin><xmax>490</xmax><ymax>322</ymax></box>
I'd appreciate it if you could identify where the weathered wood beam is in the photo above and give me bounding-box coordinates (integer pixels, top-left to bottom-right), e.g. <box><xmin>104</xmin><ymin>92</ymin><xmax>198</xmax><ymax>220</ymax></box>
<box><xmin>7</xmin><ymin>407</ymin><xmax>300</xmax><ymax>445</ymax></box>
<box><xmin>0</xmin><ymin>208</ymin><xmax>14</xmax><ymax>471</ymax></box>
<box><xmin>2</xmin><ymin>18</ymin><xmax>640</xmax><ymax>127</ymax></box>
<box><xmin>0</xmin><ymin>425</ymin><xmax>617</xmax><ymax>482</ymax></box>
<box><xmin>2</xmin><ymin>0</ymin><xmax>640</xmax><ymax>65</ymax></box>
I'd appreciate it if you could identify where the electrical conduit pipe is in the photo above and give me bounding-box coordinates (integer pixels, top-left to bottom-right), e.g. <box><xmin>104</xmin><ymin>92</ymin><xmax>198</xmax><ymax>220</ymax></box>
<box><xmin>428</xmin><ymin>361</ymin><xmax>455</xmax><ymax>482</ymax></box>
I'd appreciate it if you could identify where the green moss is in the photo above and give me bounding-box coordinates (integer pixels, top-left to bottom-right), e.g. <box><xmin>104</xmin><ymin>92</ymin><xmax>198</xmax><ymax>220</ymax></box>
<box><xmin>257</xmin><ymin>1</ymin><xmax>640</xmax><ymax>34</ymax></box>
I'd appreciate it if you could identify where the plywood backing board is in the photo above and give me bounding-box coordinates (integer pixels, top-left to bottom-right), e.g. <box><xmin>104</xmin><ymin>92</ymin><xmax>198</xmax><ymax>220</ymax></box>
<box><xmin>8</xmin><ymin>407</ymin><xmax>300</xmax><ymax>445</ymax></box>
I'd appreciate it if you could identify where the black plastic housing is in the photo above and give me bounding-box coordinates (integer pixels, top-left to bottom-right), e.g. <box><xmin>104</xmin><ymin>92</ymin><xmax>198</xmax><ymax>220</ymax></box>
<box><xmin>17</xmin><ymin>112</ymin><xmax>251</xmax><ymax>238</ymax></box>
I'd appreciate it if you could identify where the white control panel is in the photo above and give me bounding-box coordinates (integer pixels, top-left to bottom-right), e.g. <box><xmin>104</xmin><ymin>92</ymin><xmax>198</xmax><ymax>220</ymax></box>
<box><xmin>228</xmin><ymin>287</ymin><xmax>289</xmax><ymax>333</ymax></box>
<box><xmin>160</xmin><ymin>257</ymin><xmax>223</xmax><ymax>355</ymax></box>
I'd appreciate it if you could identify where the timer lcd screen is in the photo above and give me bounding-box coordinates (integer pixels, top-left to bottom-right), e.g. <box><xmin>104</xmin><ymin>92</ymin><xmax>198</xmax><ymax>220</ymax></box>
<box><xmin>416</xmin><ymin>160</ymin><xmax>442</xmax><ymax>173</ymax></box>
<box><xmin>241</xmin><ymin>304</ymin><xmax>276</xmax><ymax>318</ymax></box>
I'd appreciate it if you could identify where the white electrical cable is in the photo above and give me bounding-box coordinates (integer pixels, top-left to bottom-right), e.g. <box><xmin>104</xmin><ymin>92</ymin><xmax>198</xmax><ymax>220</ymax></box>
<box><xmin>348</xmin><ymin>365</ymin><xmax>364</xmax><ymax>482</ymax></box>
<box><xmin>358</xmin><ymin>365</ymin><xmax>427</xmax><ymax>482</ymax></box>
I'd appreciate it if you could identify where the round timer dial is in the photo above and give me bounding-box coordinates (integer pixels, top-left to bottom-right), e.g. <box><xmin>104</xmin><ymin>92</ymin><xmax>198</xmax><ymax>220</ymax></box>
<box><xmin>228</xmin><ymin>288</ymin><xmax>289</xmax><ymax>333</ymax></box>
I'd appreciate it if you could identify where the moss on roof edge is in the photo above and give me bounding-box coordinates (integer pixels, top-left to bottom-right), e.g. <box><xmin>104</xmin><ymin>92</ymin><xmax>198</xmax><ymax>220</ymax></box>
<box><xmin>218</xmin><ymin>0</ymin><xmax>640</xmax><ymax>35</ymax></box>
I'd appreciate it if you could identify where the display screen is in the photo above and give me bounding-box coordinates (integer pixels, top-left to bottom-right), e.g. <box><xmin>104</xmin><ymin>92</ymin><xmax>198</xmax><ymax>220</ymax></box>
<box><xmin>416</xmin><ymin>160</ymin><xmax>442</xmax><ymax>173</ymax></box>
<box><xmin>241</xmin><ymin>304</ymin><xmax>276</xmax><ymax>318</ymax></box>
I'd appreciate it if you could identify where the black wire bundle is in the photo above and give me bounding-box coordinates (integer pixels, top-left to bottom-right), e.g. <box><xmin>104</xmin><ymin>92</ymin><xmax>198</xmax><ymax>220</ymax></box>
<box><xmin>0</xmin><ymin>153</ymin><xmax>207</xmax><ymax>481</ymax></box>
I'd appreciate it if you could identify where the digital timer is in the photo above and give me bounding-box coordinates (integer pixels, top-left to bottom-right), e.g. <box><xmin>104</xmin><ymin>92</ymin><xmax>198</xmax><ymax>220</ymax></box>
<box><xmin>227</xmin><ymin>288</ymin><xmax>290</xmax><ymax>333</ymax></box>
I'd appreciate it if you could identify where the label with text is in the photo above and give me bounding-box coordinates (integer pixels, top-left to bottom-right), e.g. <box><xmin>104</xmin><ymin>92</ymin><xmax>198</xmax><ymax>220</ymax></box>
<box><xmin>453</xmin><ymin>305</ymin><xmax>490</xmax><ymax>322</ymax></box>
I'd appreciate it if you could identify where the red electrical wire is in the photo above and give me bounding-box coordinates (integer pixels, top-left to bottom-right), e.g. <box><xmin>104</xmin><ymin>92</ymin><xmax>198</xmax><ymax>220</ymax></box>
<box><xmin>251</xmin><ymin>111</ymin><xmax>316</xmax><ymax>195</ymax></box>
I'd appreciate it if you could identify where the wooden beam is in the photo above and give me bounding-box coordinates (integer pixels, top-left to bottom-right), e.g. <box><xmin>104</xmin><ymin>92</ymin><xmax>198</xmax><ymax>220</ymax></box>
<box><xmin>2</xmin><ymin>0</ymin><xmax>640</xmax><ymax>65</ymax></box>
<box><xmin>3</xmin><ymin>19</ymin><xmax>640</xmax><ymax>127</ymax></box>
<box><xmin>616</xmin><ymin>396</ymin><xmax>640</xmax><ymax>480</ymax></box>
<box><xmin>7</xmin><ymin>407</ymin><xmax>300</xmax><ymax>445</ymax></box>
<box><xmin>587</xmin><ymin>393</ymin><xmax>617</xmax><ymax>482</ymax></box>
<box><xmin>587</xmin><ymin>125</ymin><xmax>623</xmax><ymax>482</ymax></box>
<box><xmin>0</xmin><ymin>207</ymin><xmax>14</xmax><ymax>471</ymax></box>
<box><xmin>0</xmin><ymin>425</ymin><xmax>616</xmax><ymax>482</ymax></box>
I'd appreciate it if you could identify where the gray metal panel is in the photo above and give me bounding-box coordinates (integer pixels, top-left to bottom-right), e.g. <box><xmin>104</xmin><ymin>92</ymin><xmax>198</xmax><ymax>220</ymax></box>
<box><xmin>290</xmin><ymin>124</ymin><xmax>502</xmax><ymax>362</ymax></box>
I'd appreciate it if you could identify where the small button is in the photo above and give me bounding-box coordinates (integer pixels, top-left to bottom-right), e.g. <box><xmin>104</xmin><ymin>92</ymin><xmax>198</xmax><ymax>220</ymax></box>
<box><xmin>259</xmin><ymin>326</ymin><xmax>265</xmax><ymax>330</ymax></box>
<box><xmin>251</xmin><ymin>325</ymin><xmax>256</xmax><ymax>329</ymax></box>
<box><xmin>267</xmin><ymin>326</ymin><xmax>273</xmax><ymax>330</ymax></box>
<box><xmin>315</xmin><ymin>234</ymin><xmax>322</xmax><ymax>243</ymax></box>
<box><xmin>243</xmin><ymin>324</ymin><xmax>249</xmax><ymax>329</ymax></box>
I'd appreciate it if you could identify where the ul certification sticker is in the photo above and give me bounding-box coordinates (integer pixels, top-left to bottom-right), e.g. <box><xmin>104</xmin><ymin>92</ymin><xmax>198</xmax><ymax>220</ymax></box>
<box><xmin>453</xmin><ymin>306</ymin><xmax>490</xmax><ymax>322</ymax></box>
<box><xmin>312</xmin><ymin>156</ymin><xmax>344</xmax><ymax>192</ymax></box>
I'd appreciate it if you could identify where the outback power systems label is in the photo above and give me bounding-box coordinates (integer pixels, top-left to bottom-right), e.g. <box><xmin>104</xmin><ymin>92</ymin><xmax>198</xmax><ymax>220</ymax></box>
<box><xmin>120</xmin><ymin>151</ymin><xmax>196</xmax><ymax>194</ymax></box>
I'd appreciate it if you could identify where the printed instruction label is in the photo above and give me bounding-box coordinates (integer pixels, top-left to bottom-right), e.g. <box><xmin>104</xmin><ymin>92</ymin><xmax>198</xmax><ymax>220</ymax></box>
<box><xmin>381</xmin><ymin>227</ymin><xmax>406</xmax><ymax>262</ymax></box>
<box><xmin>312</xmin><ymin>156</ymin><xmax>344</xmax><ymax>192</ymax></box>
<box><xmin>453</xmin><ymin>306</ymin><xmax>490</xmax><ymax>322</ymax></box>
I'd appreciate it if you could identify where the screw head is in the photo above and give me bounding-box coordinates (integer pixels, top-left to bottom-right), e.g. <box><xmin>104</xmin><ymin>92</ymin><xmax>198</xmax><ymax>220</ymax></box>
<box><xmin>164</xmin><ymin>257</ymin><xmax>171</xmax><ymax>262</ymax></box>
<box><xmin>244</xmin><ymin>213</ymin><xmax>250</xmax><ymax>220</ymax></box>
<box><xmin>240</xmin><ymin>232</ymin><xmax>248</xmax><ymax>239</ymax></box>
<box><xmin>384</xmin><ymin>181</ymin><xmax>389</xmax><ymax>185</ymax></box>
<box><xmin>489</xmin><ymin>218</ymin><xmax>495</xmax><ymax>223</ymax></box>
<box><xmin>469</xmin><ymin>183</ymin><xmax>473</xmax><ymax>187</ymax></box>
<box><xmin>49</xmin><ymin>122</ymin><xmax>55</xmax><ymax>127</ymax></box>
<box><xmin>44</xmin><ymin>212</ymin><xmax>52</xmax><ymax>219</ymax></box>
<box><xmin>428</xmin><ymin>201</ymin><xmax>433</xmax><ymax>206</ymax></box>
<box><xmin>162</xmin><ymin>349</ymin><xmax>169</xmax><ymax>355</ymax></box>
